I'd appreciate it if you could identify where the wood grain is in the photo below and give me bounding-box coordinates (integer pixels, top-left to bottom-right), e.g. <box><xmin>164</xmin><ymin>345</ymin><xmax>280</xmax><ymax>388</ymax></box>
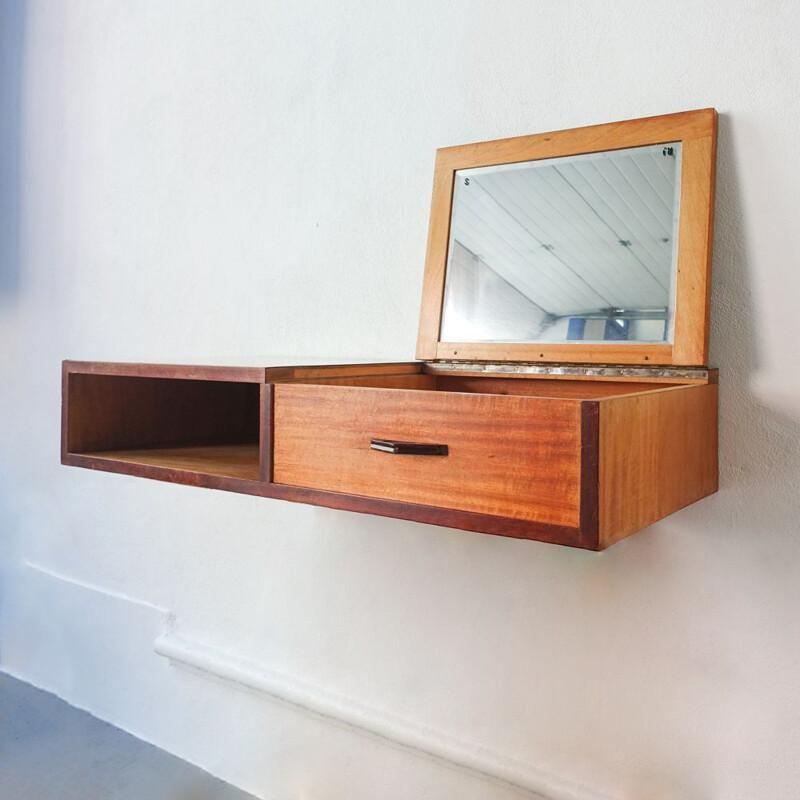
<box><xmin>264</xmin><ymin>362</ymin><xmax>421</xmax><ymax>381</ymax></box>
<box><xmin>416</xmin><ymin>161</ymin><xmax>455</xmax><ymax>361</ymax></box>
<box><xmin>65</xmin><ymin>373</ymin><xmax>259</xmax><ymax>454</ymax></box>
<box><xmin>434</xmin><ymin>109</ymin><xmax>718</xmax><ymax>171</ymax></box>
<box><xmin>61</xmin><ymin>360</ymin><xmax>72</xmax><ymax>463</ymax></box>
<box><xmin>273</xmin><ymin>384</ymin><xmax>584</xmax><ymax>527</ymax></box>
<box><xmin>260</xmin><ymin>383</ymin><xmax>273</xmax><ymax>482</ymax></box>
<box><xmin>85</xmin><ymin>443</ymin><xmax>260</xmax><ymax>481</ymax></box>
<box><xmin>61</xmin><ymin>450</ymin><xmax>599</xmax><ymax>548</ymax></box>
<box><xmin>62</xmin><ymin>360</ymin><xmax>718</xmax><ymax>550</ymax></box>
<box><xmin>289</xmin><ymin>374</ymin><xmax>436</xmax><ymax>389</ymax></box>
<box><xmin>598</xmin><ymin>382</ymin><xmax>718</xmax><ymax>547</ymax></box>
<box><xmin>63</xmin><ymin>360</ymin><xmax>264</xmax><ymax>382</ymax></box>
<box><xmin>580</xmin><ymin>402</ymin><xmax>600</xmax><ymax>545</ymax></box>
<box><xmin>416</xmin><ymin>108</ymin><xmax>717</xmax><ymax>367</ymax></box>
<box><xmin>434</xmin><ymin>376</ymin><xmax>680</xmax><ymax>399</ymax></box>
<box><xmin>671</xmin><ymin>130</ymin><xmax>718</xmax><ymax>365</ymax></box>
<box><xmin>434</xmin><ymin>343</ymin><xmax>676</xmax><ymax>366</ymax></box>
<box><xmin>267</xmin><ymin>483</ymin><xmax>598</xmax><ymax>548</ymax></box>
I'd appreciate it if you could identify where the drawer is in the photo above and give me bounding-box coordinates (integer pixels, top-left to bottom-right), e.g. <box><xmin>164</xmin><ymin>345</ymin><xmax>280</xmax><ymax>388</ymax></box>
<box><xmin>272</xmin><ymin>384</ymin><xmax>594</xmax><ymax>528</ymax></box>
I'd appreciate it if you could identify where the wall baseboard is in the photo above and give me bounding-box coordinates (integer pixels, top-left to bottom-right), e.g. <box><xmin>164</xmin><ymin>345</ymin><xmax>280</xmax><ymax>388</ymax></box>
<box><xmin>9</xmin><ymin>562</ymin><xmax>615</xmax><ymax>800</ymax></box>
<box><xmin>4</xmin><ymin>561</ymin><xmax>171</xmax><ymax>739</ymax></box>
<box><xmin>155</xmin><ymin>633</ymin><xmax>615</xmax><ymax>800</ymax></box>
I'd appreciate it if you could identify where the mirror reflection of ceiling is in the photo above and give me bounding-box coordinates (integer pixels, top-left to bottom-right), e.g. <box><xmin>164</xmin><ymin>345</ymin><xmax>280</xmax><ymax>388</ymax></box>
<box><xmin>440</xmin><ymin>142</ymin><xmax>682</xmax><ymax>344</ymax></box>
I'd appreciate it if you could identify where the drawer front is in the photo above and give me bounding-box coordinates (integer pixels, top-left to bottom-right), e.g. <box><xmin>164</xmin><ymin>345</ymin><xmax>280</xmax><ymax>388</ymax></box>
<box><xmin>273</xmin><ymin>385</ymin><xmax>585</xmax><ymax>527</ymax></box>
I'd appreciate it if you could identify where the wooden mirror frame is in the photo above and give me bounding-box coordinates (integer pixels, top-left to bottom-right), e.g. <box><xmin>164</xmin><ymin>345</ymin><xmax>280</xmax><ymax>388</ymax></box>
<box><xmin>416</xmin><ymin>108</ymin><xmax>717</xmax><ymax>366</ymax></box>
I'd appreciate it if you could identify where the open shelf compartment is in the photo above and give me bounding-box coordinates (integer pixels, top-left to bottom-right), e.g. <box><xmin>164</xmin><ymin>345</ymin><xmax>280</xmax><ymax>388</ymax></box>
<box><xmin>62</xmin><ymin>366</ymin><xmax>262</xmax><ymax>482</ymax></box>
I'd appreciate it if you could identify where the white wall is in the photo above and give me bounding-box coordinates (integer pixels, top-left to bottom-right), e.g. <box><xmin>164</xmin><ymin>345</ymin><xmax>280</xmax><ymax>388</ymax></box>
<box><xmin>2</xmin><ymin>1</ymin><xmax>800</xmax><ymax>798</ymax></box>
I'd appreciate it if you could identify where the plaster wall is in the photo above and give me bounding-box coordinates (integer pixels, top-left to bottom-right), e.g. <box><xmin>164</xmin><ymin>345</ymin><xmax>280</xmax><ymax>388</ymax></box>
<box><xmin>1</xmin><ymin>1</ymin><xmax>800</xmax><ymax>798</ymax></box>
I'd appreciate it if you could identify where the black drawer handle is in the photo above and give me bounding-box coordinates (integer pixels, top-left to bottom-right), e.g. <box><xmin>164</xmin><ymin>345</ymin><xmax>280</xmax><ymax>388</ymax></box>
<box><xmin>370</xmin><ymin>438</ymin><xmax>448</xmax><ymax>456</ymax></box>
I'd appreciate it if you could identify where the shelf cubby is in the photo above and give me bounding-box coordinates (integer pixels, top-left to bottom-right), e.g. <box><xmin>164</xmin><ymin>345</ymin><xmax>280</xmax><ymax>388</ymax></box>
<box><xmin>62</xmin><ymin>365</ymin><xmax>263</xmax><ymax>483</ymax></box>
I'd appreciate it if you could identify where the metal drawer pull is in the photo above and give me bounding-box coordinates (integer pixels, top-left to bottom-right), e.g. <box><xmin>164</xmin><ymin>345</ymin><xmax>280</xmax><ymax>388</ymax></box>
<box><xmin>370</xmin><ymin>438</ymin><xmax>449</xmax><ymax>456</ymax></box>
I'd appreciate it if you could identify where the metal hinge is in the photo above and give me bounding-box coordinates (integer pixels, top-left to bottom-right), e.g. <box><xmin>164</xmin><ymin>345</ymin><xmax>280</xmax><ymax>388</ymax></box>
<box><xmin>423</xmin><ymin>360</ymin><xmax>711</xmax><ymax>381</ymax></box>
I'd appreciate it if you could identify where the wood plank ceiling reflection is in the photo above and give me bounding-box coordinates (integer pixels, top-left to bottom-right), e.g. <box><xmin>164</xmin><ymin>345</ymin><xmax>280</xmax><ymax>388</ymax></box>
<box><xmin>449</xmin><ymin>145</ymin><xmax>679</xmax><ymax>317</ymax></box>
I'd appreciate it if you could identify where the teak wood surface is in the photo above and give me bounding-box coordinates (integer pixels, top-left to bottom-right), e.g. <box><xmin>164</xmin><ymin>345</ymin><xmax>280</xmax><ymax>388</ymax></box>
<box><xmin>64</xmin><ymin>371</ymin><xmax>259</xmax><ymax>454</ymax></box>
<box><xmin>433</xmin><ymin>376</ymin><xmax>679</xmax><ymax>399</ymax></box>
<box><xmin>272</xmin><ymin>384</ymin><xmax>584</xmax><ymax>527</ymax></box>
<box><xmin>416</xmin><ymin>108</ymin><xmax>717</xmax><ymax>367</ymax></box>
<box><xmin>86</xmin><ymin>443</ymin><xmax>261</xmax><ymax>481</ymax></box>
<box><xmin>599</xmin><ymin>382</ymin><xmax>718</xmax><ymax>548</ymax></box>
<box><xmin>62</xmin><ymin>356</ymin><xmax>717</xmax><ymax>548</ymax></box>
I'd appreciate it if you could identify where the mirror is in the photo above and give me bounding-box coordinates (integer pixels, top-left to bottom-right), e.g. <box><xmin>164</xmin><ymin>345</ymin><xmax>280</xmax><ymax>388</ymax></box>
<box><xmin>440</xmin><ymin>143</ymin><xmax>682</xmax><ymax>344</ymax></box>
<box><xmin>417</xmin><ymin>109</ymin><xmax>717</xmax><ymax>366</ymax></box>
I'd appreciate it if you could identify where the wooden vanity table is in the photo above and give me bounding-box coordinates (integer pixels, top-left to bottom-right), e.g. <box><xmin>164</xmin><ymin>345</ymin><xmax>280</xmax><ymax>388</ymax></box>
<box><xmin>62</xmin><ymin>109</ymin><xmax>718</xmax><ymax>550</ymax></box>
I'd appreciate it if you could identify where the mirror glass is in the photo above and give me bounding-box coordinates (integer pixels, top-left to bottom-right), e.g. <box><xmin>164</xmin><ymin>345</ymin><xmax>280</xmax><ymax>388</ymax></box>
<box><xmin>440</xmin><ymin>142</ymin><xmax>682</xmax><ymax>344</ymax></box>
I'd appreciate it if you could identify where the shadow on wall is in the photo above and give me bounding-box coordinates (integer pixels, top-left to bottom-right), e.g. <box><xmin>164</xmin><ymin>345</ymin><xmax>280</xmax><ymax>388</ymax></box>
<box><xmin>0</xmin><ymin>0</ymin><xmax>25</xmax><ymax>665</ymax></box>
<box><xmin>712</xmin><ymin>114</ymin><xmax>800</xmax><ymax>540</ymax></box>
<box><xmin>0</xmin><ymin>465</ymin><xmax>23</xmax><ymax>667</ymax></box>
<box><xmin>0</xmin><ymin>0</ymin><xmax>25</xmax><ymax>298</ymax></box>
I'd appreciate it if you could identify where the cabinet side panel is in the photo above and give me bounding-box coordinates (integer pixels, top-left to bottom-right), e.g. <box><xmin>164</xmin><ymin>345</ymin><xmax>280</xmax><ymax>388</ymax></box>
<box><xmin>599</xmin><ymin>384</ymin><xmax>718</xmax><ymax>548</ymax></box>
